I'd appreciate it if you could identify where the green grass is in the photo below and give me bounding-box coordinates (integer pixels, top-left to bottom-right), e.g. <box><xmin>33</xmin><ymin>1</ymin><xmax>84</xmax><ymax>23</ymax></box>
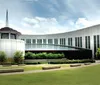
<box><xmin>0</xmin><ymin>65</ymin><xmax>42</xmax><ymax>71</ymax></box>
<box><xmin>0</xmin><ymin>64</ymin><xmax>69</xmax><ymax>71</ymax></box>
<box><xmin>0</xmin><ymin>64</ymin><xmax>100</xmax><ymax>85</ymax></box>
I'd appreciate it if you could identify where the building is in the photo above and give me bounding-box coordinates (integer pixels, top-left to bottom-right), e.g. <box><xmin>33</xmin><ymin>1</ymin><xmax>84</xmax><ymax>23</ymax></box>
<box><xmin>19</xmin><ymin>24</ymin><xmax>100</xmax><ymax>59</ymax></box>
<box><xmin>0</xmin><ymin>27</ymin><xmax>25</xmax><ymax>57</ymax></box>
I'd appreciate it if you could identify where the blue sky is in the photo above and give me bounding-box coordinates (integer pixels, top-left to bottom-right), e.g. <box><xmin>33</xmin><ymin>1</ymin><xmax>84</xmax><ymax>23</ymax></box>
<box><xmin>0</xmin><ymin>0</ymin><xmax>100</xmax><ymax>34</ymax></box>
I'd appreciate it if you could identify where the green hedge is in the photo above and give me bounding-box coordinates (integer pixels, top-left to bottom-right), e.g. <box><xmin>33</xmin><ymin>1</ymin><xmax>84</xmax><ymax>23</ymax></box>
<box><xmin>25</xmin><ymin>52</ymin><xmax>65</xmax><ymax>59</ymax></box>
<box><xmin>24</xmin><ymin>59</ymin><xmax>95</xmax><ymax>65</ymax></box>
<box><xmin>49</xmin><ymin>59</ymin><xmax>95</xmax><ymax>64</ymax></box>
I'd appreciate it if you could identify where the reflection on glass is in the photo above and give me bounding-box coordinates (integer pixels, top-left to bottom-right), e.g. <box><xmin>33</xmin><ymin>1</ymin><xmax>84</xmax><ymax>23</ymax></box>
<box><xmin>25</xmin><ymin>44</ymin><xmax>78</xmax><ymax>50</ymax></box>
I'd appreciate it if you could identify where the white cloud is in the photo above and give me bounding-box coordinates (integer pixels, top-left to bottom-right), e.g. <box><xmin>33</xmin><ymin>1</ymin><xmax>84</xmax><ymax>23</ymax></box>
<box><xmin>21</xmin><ymin>16</ymin><xmax>100</xmax><ymax>34</ymax></box>
<box><xmin>75</xmin><ymin>17</ymin><xmax>100</xmax><ymax>30</ymax></box>
<box><xmin>22</xmin><ymin>17</ymin><xmax>67</xmax><ymax>34</ymax></box>
<box><xmin>75</xmin><ymin>18</ymin><xmax>91</xmax><ymax>29</ymax></box>
<box><xmin>0</xmin><ymin>16</ymin><xmax>100</xmax><ymax>35</ymax></box>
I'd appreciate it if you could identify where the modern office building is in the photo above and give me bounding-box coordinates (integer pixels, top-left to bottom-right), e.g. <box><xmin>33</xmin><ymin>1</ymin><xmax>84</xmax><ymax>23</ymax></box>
<box><xmin>19</xmin><ymin>24</ymin><xmax>100</xmax><ymax>59</ymax></box>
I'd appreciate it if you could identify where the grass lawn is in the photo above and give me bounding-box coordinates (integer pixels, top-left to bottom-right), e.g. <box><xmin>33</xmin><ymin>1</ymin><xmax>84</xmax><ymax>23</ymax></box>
<box><xmin>0</xmin><ymin>64</ymin><xmax>100</xmax><ymax>85</ymax></box>
<box><xmin>0</xmin><ymin>64</ymin><xmax>69</xmax><ymax>71</ymax></box>
<box><xmin>0</xmin><ymin>65</ymin><xmax>42</xmax><ymax>71</ymax></box>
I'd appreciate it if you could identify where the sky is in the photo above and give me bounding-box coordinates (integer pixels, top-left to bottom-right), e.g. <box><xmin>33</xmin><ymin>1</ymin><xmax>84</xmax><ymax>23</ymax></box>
<box><xmin>0</xmin><ymin>0</ymin><xmax>100</xmax><ymax>34</ymax></box>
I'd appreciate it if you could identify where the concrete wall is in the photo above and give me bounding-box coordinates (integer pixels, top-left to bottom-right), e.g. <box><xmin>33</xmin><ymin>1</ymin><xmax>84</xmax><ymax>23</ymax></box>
<box><xmin>0</xmin><ymin>39</ymin><xmax>25</xmax><ymax>58</ymax></box>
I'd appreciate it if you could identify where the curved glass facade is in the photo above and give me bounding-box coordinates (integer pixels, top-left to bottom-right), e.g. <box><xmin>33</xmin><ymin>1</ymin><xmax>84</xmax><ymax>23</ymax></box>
<box><xmin>25</xmin><ymin>44</ymin><xmax>78</xmax><ymax>51</ymax></box>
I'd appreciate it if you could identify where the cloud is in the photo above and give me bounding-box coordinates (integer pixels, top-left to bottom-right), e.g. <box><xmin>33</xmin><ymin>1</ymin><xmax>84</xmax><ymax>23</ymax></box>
<box><xmin>21</xmin><ymin>16</ymin><xmax>100</xmax><ymax>34</ymax></box>
<box><xmin>22</xmin><ymin>17</ymin><xmax>68</xmax><ymax>34</ymax></box>
<box><xmin>75</xmin><ymin>18</ymin><xmax>91</xmax><ymax>29</ymax></box>
<box><xmin>75</xmin><ymin>17</ymin><xmax>100</xmax><ymax>30</ymax></box>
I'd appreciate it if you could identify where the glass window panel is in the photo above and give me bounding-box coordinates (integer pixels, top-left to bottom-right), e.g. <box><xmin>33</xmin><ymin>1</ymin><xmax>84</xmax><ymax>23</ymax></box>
<box><xmin>26</xmin><ymin>39</ymin><xmax>31</xmax><ymax>44</ymax></box>
<box><xmin>32</xmin><ymin>39</ymin><xmax>36</xmax><ymax>44</ymax></box>
<box><xmin>37</xmin><ymin>39</ymin><xmax>42</xmax><ymax>44</ymax></box>
<box><xmin>11</xmin><ymin>33</ymin><xmax>16</xmax><ymax>39</ymax></box>
<box><xmin>48</xmin><ymin>39</ymin><xmax>53</xmax><ymax>44</ymax></box>
<box><xmin>54</xmin><ymin>39</ymin><xmax>58</xmax><ymax>45</ymax></box>
<box><xmin>1</xmin><ymin>33</ymin><xmax>9</xmax><ymax>39</ymax></box>
<box><xmin>97</xmin><ymin>35</ymin><xmax>99</xmax><ymax>48</ymax></box>
<box><xmin>43</xmin><ymin>39</ymin><xmax>46</xmax><ymax>44</ymax></box>
<box><xmin>94</xmin><ymin>35</ymin><xmax>96</xmax><ymax>56</ymax></box>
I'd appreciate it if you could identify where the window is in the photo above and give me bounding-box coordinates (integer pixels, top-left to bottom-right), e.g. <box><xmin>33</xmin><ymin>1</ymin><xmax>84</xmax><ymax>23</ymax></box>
<box><xmin>1</xmin><ymin>33</ymin><xmax>9</xmax><ymax>39</ymax></box>
<box><xmin>61</xmin><ymin>38</ymin><xmax>63</xmax><ymax>45</ymax></box>
<box><xmin>63</xmin><ymin>38</ymin><xmax>66</xmax><ymax>45</ymax></box>
<box><xmin>75</xmin><ymin>37</ymin><xmax>77</xmax><ymax>47</ymax></box>
<box><xmin>68</xmin><ymin>38</ymin><xmax>72</xmax><ymax>46</ymax></box>
<box><xmin>68</xmin><ymin>38</ymin><xmax>70</xmax><ymax>46</ymax></box>
<box><xmin>54</xmin><ymin>39</ymin><xmax>58</xmax><ymax>45</ymax></box>
<box><xmin>60</xmin><ymin>38</ymin><xmax>62</xmax><ymax>45</ymax></box>
<box><xmin>26</xmin><ymin>39</ymin><xmax>31</xmax><ymax>44</ymax></box>
<box><xmin>32</xmin><ymin>39</ymin><xmax>36</xmax><ymax>44</ymax></box>
<box><xmin>48</xmin><ymin>39</ymin><xmax>53</xmax><ymax>44</ymax></box>
<box><xmin>94</xmin><ymin>35</ymin><xmax>96</xmax><ymax>55</ymax></box>
<box><xmin>88</xmin><ymin>36</ymin><xmax>90</xmax><ymax>49</ymax></box>
<box><xmin>60</xmin><ymin>38</ymin><xmax>65</xmax><ymax>45</ymax></box>
<box><xmin>43</xmin><ymin>39</ymin><xmax>46</xmax><ymax>44</ymax></box>
<box><xmin>97</xmin><ymin>35</ymin><xmax>99</xmax><ymax>48</ymax></box>
<box><xmin>85</xmin><ymin>36</ymin><xmax>90</xmax><ymax>49</ymax></box>
<box><xmin>80</xmin><ymin>37</ymin><xmax>82</xmax><ymax>47</ymax></box>
<box><xmin>85</xmin><ymin>36</ymin><xmax>87</xmax><ymax>48</ymax></box>
<box><xmin>75</xmin><ymin>37</ymin><xmax>82</xmax><ymax>47</ymax></box>
<box><xmin>71</xmin><ymin>38</ymin><xmax>72</xmax><ymax>46</ymax></box>
<box><xmin>37</xmin><ymin>39</ymin><xmax>42</xmax><ymax>44</ymax></box>
<box><xmin>11</xmin><ymin>33</ymin><xmax>16</xmax><ymax>39</ymax></box>
<box><xmin>78</xmin><ymin>37</ymin><xmax>80</xmax><ymax>47</ymax></box>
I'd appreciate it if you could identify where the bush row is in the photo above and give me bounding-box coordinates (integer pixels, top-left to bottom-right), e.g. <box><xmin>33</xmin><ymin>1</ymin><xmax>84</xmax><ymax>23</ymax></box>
<box><xmin>0</xmin><ymin>51</ymin><xmax>24</xmax><ymax>65</ymax></box>
<box><xmin>24</xmin><ymin>59</ymin><xmax>95</xmax><ymax>64</ymax></box>
<box><xmin>49</xmin><ymin>59</ymin><xmax>95</xmax><ymax>64</ymax></box>
<box><xmin>25</xmin><ymin>52</ymin><xmax>65</xmax><ymax>59</ymax></box>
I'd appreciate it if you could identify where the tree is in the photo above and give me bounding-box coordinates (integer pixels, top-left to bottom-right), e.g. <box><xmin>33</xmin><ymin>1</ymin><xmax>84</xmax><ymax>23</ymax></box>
<box><xmin>14</xmin><ymin>51</ymin><xmax>24</xmax><ymax>64</ymax></box>
<box><xmin>0</xmin><ymin>51</ymin><xmax>7</xmax><ymax>64</ymax></box>
<box><xmin>96</xmin><ymin>48</ymin><xmax>100</xmax><ymax>59</ymax></box>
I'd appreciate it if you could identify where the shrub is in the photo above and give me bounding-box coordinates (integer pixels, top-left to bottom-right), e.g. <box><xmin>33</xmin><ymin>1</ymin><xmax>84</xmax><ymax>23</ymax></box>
<box><xmin>0</xmin><ymin>51</ymin><xmax>7</xmax><ymax>64</ymax></box>
<box><xmin>25</xmin><ymin>52</ymin><xmax>33</xmax><ymax>59</ymax></box>
<box><xmin>96</xmin><ymin>48</ymin><xmax>100</xmax><ymax>59</ymax></box>
<box><xmin>13</xmin><ymin>51</ymin><xmax>24</xmax><ymax>64</ymax></box>
<box><xmin>24</xmin><ymin>59</ymin><xmax>95</xmax><ymax>65</ymax></box>
<box><xmin>25</xmin><ymin>52</ymin><xmax>65</xmax><ymax>59</ymax></box>
<box><xmin>49</xmin><ymin>59</ymin><xmax>95</xmax><ymax>64</ymax></box>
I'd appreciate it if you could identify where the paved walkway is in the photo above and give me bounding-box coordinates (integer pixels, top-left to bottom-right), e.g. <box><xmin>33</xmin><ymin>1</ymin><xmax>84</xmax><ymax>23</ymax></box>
<box><xmin>0</xmin><ymin>63</ymin><xmax>100</xmax><ymax>76</ymax></box>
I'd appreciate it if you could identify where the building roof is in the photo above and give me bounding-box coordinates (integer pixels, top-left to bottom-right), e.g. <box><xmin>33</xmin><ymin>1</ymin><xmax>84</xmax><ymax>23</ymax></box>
<box><xmin>0</xmin><ymin>27</ymin><xmax>21</xmax><ymax>35</ymax></box>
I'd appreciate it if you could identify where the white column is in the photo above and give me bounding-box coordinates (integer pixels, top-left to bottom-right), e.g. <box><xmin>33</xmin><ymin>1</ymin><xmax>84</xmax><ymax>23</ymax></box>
<box><xmin>72</xmin><ymin>37</ymin><xmax>75</xmax><ymax>47</ymax></box>
<box><xmin>52</xmin><ymin>39</ymin><xmax>54</xmax><ymax>45</ymax></box>
<box><xmin>31</xmin><ymin>39</ymin><xmax>32</xmax><ymax>44</ymax></box>
<box><xmin>9</xmin><ymin>33</ymin><xmax>10</xmax><ymax>39</ymax></box>
<box><xmin>36</xmin><ymin>39</ymin><xmax>37</xmax><ymax>44</ymax></box>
